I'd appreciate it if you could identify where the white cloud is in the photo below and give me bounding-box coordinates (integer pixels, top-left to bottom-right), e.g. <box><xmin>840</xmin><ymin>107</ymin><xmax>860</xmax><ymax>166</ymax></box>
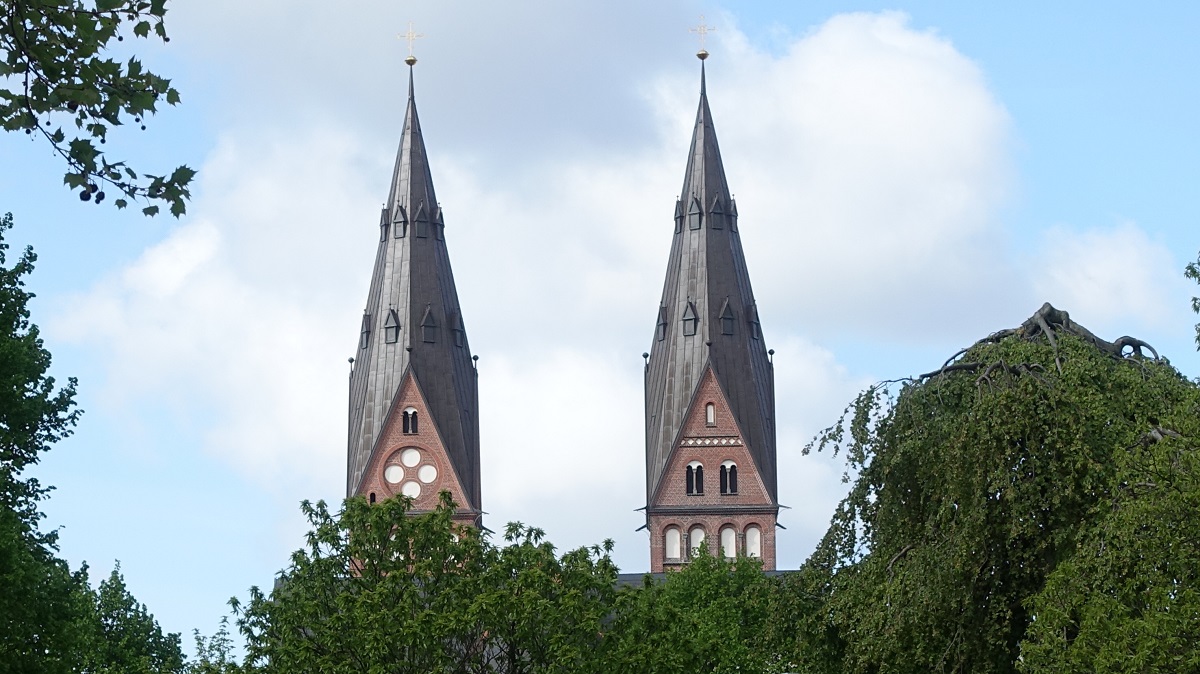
<box><xmin>48</xmin><ymin>10</ymin><xmax>1020</xmax><ymax>571</ymax></box>
<box><xmin>1031</xmin><ymin>220</ymin><xmax>1185</xmax><ymax>335</ymax></box>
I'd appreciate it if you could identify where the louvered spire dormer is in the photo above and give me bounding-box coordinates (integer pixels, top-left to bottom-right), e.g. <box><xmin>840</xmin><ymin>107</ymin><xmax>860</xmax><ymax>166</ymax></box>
<box><xmin>346</xmin><ymin>63</ymin><xmax>481</xmax><ymax>525</ymax></box>
<box><xmin>644</xmin><ymin>56</ymin><xmax>779</xmax><ymax>571</ymax></box>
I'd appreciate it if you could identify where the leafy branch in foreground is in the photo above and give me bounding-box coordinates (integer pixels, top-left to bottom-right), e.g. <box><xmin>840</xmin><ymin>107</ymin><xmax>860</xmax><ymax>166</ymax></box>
<box><xmin>0</xmin><ymin>0</ymin><xmax>193</xmax><ymax>216</ymax></box>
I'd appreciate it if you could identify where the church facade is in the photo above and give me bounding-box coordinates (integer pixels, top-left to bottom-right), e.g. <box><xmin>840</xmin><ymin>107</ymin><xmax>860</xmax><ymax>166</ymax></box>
<box><xmin>346</xmin><ymin>57</ymin><xmax>777</xmax><ymax>569</ymax></box>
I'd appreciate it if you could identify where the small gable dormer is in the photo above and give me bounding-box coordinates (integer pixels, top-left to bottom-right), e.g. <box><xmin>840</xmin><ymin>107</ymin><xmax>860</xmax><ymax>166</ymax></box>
<box><xmin>414</xmin><ymin>202</ymin><xmax>429</xmax><ymax>238</ymax></box>
<box><xmin>687</xmin><ymin>196</ymin><xmax>703</xmax><ymax>230</ymax></box>
<box><xmin>656</xmin><ymin>305</ymin><xmax>669</xmax><ymax>341</ymax></box>
<box><xmin>384</xmin><ymin>309</ymin><xmax>401</xmax><ymax>344</ymax></box>
<box><xmin>747</xmin><ymin>302</ymin><xmax>761</xmax><ymax>340</ymax></box>
<box><xmin>359</xmin><ymin>313</ymin><xmax>371</xmax><ymax>349</ymax></box>
<box><xmin>435</xmin><ymin>207</ymin><xmax>445</xmax><ymax>241</ymax></box>
<box><xmin>728</xmin><ymin>198</ymin><xmax>738</xmax><ymax>232</ymax></box>
<box><xmin>393</xmin><ymin>204</ymin><xmax>408</xmax><ymax>238</ymax></box>
<box><xmin>379</xmin><ymin>207</ymin><xmax>390</xmax><ymax>241</ymax></box>
<box><xmin>449</xmin><ymin>310</ymin><xmax>465</xmax><ymax>348</ymax></box>
<box><xmin>681</xmin><ymin>301</ymin><xmax>698</xmax><ymax>337</ymax></box>
<box><xmin>718</xmin><ymin>298</ymin><xmax>735</xmax><ymax>336</ymax></box>
<box><xmin>420</xmin><ymin>305</ymin><xmax>438</xmax><ymax>343</ymax></box>
<box><xmin>709</xmin><ymin>196</ymin><xmax>724</xmax><ymax>230</ymax></box>
<box><xmin>674</xmin><ymin>199</ymin><xmax>684</xmax><ymax>233</ymax></box>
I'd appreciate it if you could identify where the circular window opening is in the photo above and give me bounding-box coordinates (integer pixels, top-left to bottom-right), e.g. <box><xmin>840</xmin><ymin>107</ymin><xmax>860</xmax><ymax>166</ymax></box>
<box><xmin>418</xmin><ymin>464</ymin><xmax>438</xmax><ymax>484</ymax></box>
<box><xmin>384</xmin><ymin>465</ymin><xmax>404</xmax><ymax>484</ymax></box>
<box><xmin>401</xmin><ymin>481</ymin><xmax>421</xmax><ymax>498</ymax></box>
<box><xmin>400</xmin><ymin>448</ymin><xmax>421</xmax><ymax>467</ymax></box>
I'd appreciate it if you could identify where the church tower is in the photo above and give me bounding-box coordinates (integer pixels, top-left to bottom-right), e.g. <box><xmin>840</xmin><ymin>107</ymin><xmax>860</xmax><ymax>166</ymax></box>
<box><xmin>644</xmin><ymin>55</ymin><xmax>778</xmax><ymax>571</ymax></box>
<box><xmin>346</xmin><ymin>60</ymin><xmax>481</xmax><ymax>525</ymax></box>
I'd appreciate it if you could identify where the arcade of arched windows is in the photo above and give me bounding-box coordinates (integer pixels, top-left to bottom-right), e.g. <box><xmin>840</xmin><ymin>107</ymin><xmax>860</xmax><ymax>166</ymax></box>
<box><xmin>661</xmin><ymin>522</ymin><xmax>764</xmax><ymax>561</ymax></box>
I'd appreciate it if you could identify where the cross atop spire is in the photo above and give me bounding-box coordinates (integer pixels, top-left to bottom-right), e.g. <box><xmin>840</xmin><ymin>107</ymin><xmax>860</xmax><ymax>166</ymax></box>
<box><xmin>689</xmin><ymin>15</ymin><xmax>715</xmax><ymax>60</ymax></box>
<box><xmin>399</xmin><ymin>21</ymin><xmax>424</xmax><ymax>66</ymax></box>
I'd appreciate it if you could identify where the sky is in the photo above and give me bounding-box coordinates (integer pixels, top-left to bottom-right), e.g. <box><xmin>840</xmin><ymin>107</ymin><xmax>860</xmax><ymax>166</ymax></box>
<box><xmin>2</xmin><ymin>0</ymin><xmax>1199</xmax><ymax>650</ymax></box>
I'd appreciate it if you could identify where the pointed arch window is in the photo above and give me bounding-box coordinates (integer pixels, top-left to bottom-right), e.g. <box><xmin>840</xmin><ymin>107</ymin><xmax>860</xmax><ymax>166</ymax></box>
<box><xmin>720</xmin><ymin>460</ymin><xmax>738</xmax><ymax>495</ymax></box>
<box><xmin>402</xmin><ymin>407</ymin><xmax>419</xmax><ymax>434</ymax></box>
<box><xmin>710</xmin><ymin>197</ymin><xmax>725</xmax><ymax>230</ymax></box>
<box><xmin>420</xmin><ymin>306</ymin><xmax>438</xmax><ymax>343</ymax></box>
<box><xmin>747</xmin><ymin>303</ymin><xmax>761</xmax><ymax>340</ymax></box>
<box><xmin>656</xmin><ymin>305</ymin><xmax>669</xmax><ymax>341</ymax></box>
<box><xmin>718</xmin><ymin>298</ymin><xmax>735</xmax><ymax>336</ymax></box>
<box><xmin>682</xmin><ymin>302</ymin><xmax>698</xmax><ymax>337</ymax></box>
<box><xmin>359</xmin><ymin>313</ymin><xmax>371</xmax><ymax>349</ymax></box>
<box><xmin>686</xmin><ymin>461</ymin><xmax>704</xmax><ymax>495</ymax></box>
<box><xmin>687</xmin><ymin>197</ymin><xmax>703</xmax><ymax>230</ymax></box>
<box><xmin>393</xmin><ymin>204</ymin><xmax>408</xmax><ymax>238</ymax></box>
<box><xmin>414</xmin><ymin>202</ymin><xmax>429</xmax><ymax>238</ymax></box>
<box><xmin>384</xmin><ymin>309</ymin><xmax>401</xmax><ymax>344</ymax></box>
<box><xmin>664</xmin><ymin>526</ymin><xmax>682</xmax><ymax>560</ymax></box>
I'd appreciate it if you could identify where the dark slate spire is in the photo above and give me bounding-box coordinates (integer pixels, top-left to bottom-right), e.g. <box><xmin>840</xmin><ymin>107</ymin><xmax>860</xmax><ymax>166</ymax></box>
<box><xmin>347</xmin><ymin>67</ymin><xmax>480</xmax><ymax>510</ymax></box>
<box><xmin>645</xmin><ymin>61</ymin><xmax>777</xmax><ymax>503</ymax></box>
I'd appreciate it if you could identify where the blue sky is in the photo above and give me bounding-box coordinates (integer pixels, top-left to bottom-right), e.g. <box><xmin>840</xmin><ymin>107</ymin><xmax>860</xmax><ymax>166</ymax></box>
<box><xmin>2</xmin><ymin>0</ymin><xmax>1198</xmax><ymax>650</ymax></box>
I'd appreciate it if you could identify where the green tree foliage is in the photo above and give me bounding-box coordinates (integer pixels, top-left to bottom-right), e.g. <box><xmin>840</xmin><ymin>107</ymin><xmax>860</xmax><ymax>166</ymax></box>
<box><xmin>0</xmin><ymin>212</ymin><xmax>182</xmax><ymax>673</ymax></box>
<box><xmin>1</xmin><ymin>1</ymin><xmax>193</xmax><ymax>215</ymax></box>
<box><xmin>0</xmin><ymin>211</ymin><xmax>86</xmax><ymax>673</ymax></box>
<box><xmin>794</xmin><ymin>308</ymin><xmax>1200</xmax><ymax>673</ymax></box>
<box><xmin>1187</xmin><ymin>251</ymin><xmax>1200</xmax><ymax>350</ymax></box>
<box><xmin>81</xmin><ymin>564</ymin><xmax>186</xmax><ymax>674</ymax></box>
<box><xmin>601</xmin><ymin>553</ymin><xmax>780</xmax><ymax>674</ymax></box>
<box><xmin>186</xmin><ymin>618</ymin><xmax>244</xmax><ymax>674</ymax></box>
<box><xmin>235</xmin><ymin>493</ymin><xmax>619</xmax><ymax>674</ymax></box>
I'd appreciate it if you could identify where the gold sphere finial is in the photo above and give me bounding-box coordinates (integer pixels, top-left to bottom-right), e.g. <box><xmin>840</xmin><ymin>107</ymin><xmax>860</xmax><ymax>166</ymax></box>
<box><xmin>404</xmin><ymin>55</ymin><xmax>417</xmax><ymax>66</ymax></box>
<box><xmin>697</xmin><ymin>49</ymin><xmax>709</xmax><ymax>60</ymax></box>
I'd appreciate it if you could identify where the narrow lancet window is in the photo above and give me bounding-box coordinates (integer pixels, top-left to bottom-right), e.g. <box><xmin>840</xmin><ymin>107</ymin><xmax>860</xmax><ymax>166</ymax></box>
<box><xmin>720</xmin><ymin>461</ymin><xmax>738</xmax><ymax>495</ymax></box>
<box><xmin>682</xmin><ymin>302</ymin><xmax>698</xmax><ymax>337</ymax></box>
<box><xmin>384</xmin><ymin>309</ymin><xmax>401</xmax><ymax>344</ymax></box>
<box><xmin>686</xmin><ymin>461</ymin><xmax>704</xmax><ymax>495</ymax></box>
<box><xmin>705</xmin><ymin>402</ymin><xmax>715</xmax><ymax>425</ymax></box>
<box><xmin>420</xmin><ymin>306</ymin><xmax>438</xmax><ymax>343</ymax></box>
<box><xmin>687</xmin><ymin>197</ymin><xmax>703</xmax><ymax>230</ymax></box>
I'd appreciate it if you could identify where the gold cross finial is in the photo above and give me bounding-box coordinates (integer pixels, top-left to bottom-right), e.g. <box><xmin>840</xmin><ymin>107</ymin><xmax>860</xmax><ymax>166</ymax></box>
<box><xmin>690</xmin><ymin>15</ymin><xmax>715</xmax><ymax>60</ymax></box>
<box><xmin>399</xmin><ymin>21</ymin><xmax>424</xmax><ymax>66</ymax></box>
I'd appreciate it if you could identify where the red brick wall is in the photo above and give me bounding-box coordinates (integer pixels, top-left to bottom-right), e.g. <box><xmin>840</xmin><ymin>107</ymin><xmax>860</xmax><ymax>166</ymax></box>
<box><xmin>356</xmin><ymin>372</ymin><xmax>476</xmax><ymax>523</ymax></box>
<box><xmin>648</xmin><ymin>367</ymin><xmax>777</xmax><ymax>571</ymax></box>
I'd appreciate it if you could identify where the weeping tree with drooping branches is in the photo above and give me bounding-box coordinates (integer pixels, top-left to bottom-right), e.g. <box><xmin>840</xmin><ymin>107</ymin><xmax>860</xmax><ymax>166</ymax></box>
<box><xmin>785</xmin><ymin>303</ymin><xmax>1200</xmax><ymax>674</ymax></box>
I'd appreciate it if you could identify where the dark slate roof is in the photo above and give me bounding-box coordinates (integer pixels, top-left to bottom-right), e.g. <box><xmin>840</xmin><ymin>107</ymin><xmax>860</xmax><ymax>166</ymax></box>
<box><xmin>346</xmin><ymin>68</ymin><xmax>480</xmax><ymax>508</ymax></box>
<box><xmin>644</xmin><ymin>63</ymin><xmax>778</xmax><ymax>504</ymax></box>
